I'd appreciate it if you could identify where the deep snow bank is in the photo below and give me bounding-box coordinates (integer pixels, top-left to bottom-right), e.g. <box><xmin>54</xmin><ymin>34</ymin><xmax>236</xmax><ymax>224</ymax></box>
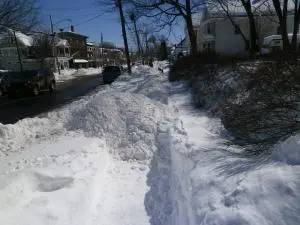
<box><xmin>0</xmin><ymin>63</ymin><xmax>299</xmax><ymax>225</ymax></box>
<box><xmin>167</xmin><ymin>87</ymin><xmax>300</xmax><ymax>225</ymax></box>
<box><xmin>55</xmin><ymin>67</ymin><xmax>102</xmax><ymax>82</ymax></box>
<box><xmin>65</xmin><ymin>91</ymin><xmax>171</xmax><ymax>161</ymax></box>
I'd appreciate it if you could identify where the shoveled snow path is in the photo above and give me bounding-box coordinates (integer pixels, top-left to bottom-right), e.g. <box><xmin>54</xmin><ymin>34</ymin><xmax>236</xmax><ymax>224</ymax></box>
<box><xmin>1</xmin><ymin>65</ymin><xmax>299</xmax><ymax>225</ymax></box>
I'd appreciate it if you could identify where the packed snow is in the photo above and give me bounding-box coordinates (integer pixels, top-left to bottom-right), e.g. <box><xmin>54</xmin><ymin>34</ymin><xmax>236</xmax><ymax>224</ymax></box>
<box><xmin>54</xmin><ymin>67</ymin><xmax>103</xmax><ymax>82</ymax></box>
<box><xmin>0</xmin><ymin>63</ymin><xmax>299</xmax><ymax>225</ymax></box>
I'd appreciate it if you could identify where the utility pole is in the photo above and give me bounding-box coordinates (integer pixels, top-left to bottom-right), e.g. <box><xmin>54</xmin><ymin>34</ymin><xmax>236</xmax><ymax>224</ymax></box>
<box><xmin>13</xmin><ymin>30</ymin><xmax>23</xmax><ymax>72</ymax></box>
<box><xmin>101</xmin><ymin>32</ymin><xmax>103</xmax><ymax>67</ymax></box>
<box><xmin>116</xmin><ymin>0</ymin><xmax>131</xmax><ymax>74</ymax></box>
<box><xmin>49</xmin><ymin>15</ymin><xmax>60</xmax><ymax>74</ymax></box>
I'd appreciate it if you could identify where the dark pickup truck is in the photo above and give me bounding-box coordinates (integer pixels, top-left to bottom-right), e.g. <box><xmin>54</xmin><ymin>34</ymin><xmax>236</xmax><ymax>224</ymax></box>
<box><xmin>7</xmin><ymin>68</ymin><xmax>56</xmax><ymax>97</ymax></box>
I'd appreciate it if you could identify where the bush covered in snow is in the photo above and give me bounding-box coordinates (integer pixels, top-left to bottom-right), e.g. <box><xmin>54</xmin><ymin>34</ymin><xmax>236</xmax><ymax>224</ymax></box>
<box><xmin>190</xmin><ymin>59</ymin><xmax>300</xmax><ymax>154</ymax></box>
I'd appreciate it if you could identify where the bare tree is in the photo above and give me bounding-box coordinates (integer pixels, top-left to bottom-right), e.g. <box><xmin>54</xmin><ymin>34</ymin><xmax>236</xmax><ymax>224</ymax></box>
<box><xmin>129</xmin><ymin>12</ymin><xmax>143</xmax><ymax>55</ymax></box>
<box><xmin>272</xmin><ymin>0</ymin><xmax>289</xmax><ymax>52</ymax></box>
<box><xmin>131</xmin><ymin>0</ymin><xmax>204</xmax><ymax>55</ymax></box>
<box><xmin>31</xmin><ymin>33</ymin><xmax>52</xmax><ymax>64</ymax></box>
<box><xmin>291</xmin><ymin>0</ymin><xmax>300</xmax><ymax>51</ymax></box>
<box><xmin>240</xmin><ymin>0</ymin><xmax>259</xmax><ymax>54</ymax></box>
<box><xmin>0</xmin><ymin>0</ymin><xmax>39</xmax><ymax>32</ymax></box>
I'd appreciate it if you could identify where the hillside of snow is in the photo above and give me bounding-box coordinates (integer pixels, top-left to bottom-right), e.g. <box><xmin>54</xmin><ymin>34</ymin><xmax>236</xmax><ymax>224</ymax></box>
<box><xmin>0</xmin><ymin>64</ymin><xmax>299</xmax><ymax>225</ymax></box>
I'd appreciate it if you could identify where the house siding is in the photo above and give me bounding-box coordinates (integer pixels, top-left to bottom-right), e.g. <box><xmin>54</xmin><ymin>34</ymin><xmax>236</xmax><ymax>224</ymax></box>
<box><xmin>215</xmin><ymin>19</ymin><xmax>249</xmax><ymax>55</ymax></box>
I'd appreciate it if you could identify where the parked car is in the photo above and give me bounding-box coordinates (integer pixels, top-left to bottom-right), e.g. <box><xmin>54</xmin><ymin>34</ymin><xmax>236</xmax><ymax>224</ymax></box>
<box><xmin>102</xmin><ymin>66</ymin><xmax>121</xmax><ymax>84</ymax></box>
<box><xmin>261</xmin><ymin>33</ymin><xmax>300</xmax><ymax>55</ymax></box>
<box><xmin>7</xmin><ymin>67</ymin><xmax>56</xmax><ymax>97</ymax></box>
<box><xmin>0</xmin><ymin>72</ymin><xmax>9</xmax><ymax>97</ymax></box>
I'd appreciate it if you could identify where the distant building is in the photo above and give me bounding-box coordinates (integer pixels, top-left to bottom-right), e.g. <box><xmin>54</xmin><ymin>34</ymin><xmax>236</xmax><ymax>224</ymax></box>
<box><xmin>57</xmin><ymin>26</ymin><xmax>88</xmax><ymax>68</ymax></box>
<box><xmin>86</xmin><ymin>42</ymin><xmax>99</xmax><ymax>67</ymax></box>
<box><xmin>0</xmin><ymin>29</ymin><xmax>70</xmax><ymax>71</ymax></box>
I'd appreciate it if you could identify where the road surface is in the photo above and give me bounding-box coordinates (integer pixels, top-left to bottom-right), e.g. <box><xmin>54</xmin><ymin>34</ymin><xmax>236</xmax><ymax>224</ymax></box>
<box><xmin>0</xmin><ymin>74</ymin><xmax>103</xmax><ymax>124</ymax></box>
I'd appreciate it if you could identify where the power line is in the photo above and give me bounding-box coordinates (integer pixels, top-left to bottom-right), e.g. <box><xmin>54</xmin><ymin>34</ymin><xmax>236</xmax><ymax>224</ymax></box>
<box><xmin>42</xmin><ymin>6</ymin><xmax>96</xmax><ymax>11</ymax></box>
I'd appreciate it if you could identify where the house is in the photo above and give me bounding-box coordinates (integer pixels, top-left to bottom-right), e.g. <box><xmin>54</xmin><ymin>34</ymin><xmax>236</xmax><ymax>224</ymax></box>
<box><xmin>190</xmin><ymin>0</ymin><xmax>297</xmax><ymax>56</ymax></box>
<box><xmin>87</xmin><ymin>42</ymin><xmax>100</xmax><ymax>67</ymax></box>
<box><xmin>55</xmin><ymin>38</ymin><xmax>71</xmax><ymax>70</ymax></box>
<box><xmin>57</xmin><ymin>26</ymin><xmax>88</xmax><ymax>68</ymax></box>
<box><xmin>0</xmin><ymin>29</ymin><xmax>70</xmax><ymax>71</ymax></box>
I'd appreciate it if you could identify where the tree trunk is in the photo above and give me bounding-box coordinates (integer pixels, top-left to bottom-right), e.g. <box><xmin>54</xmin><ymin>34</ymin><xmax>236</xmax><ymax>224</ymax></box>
<box><xmin>241</xmin><ymin>0</ymin><xmax>258</xmax><ymax>54</ymax></box>
<box><xmin>291</xmin><ymin>0</ymin><xmax>300</xmax><ymax>51</ymax></box>
<box><xmin>217</xmin><ymin>0</ymin><xmax>249</xmax><ymax>50</ymax></box>
<box><xmin>185</xmin><ymin>0</ymin><xmax>197</xmax><ymax>55</ymax></box>
<box><xmin>117</xmin><ymin>0</ymin><xmax>131</xmax><ymax>73</ymax></box>
<box><xmin>272</xmin><ymin>0</ymin><xmax>289</xmax><ymax>52</ymax></box>
<box><xmin>133</xmin><ymin>20</ymin><xmax>142</xmax><ymax>55</ymax></box>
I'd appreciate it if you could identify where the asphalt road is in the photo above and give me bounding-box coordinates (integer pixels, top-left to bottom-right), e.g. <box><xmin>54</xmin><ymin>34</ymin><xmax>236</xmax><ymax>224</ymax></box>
<box><xmin>0</xmin><ymin>74</ymin><xmax>103</xmax><ymax>124</ymax></box>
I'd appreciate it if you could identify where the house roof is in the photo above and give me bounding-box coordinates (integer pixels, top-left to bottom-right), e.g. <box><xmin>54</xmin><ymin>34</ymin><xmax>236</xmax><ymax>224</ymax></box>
<box><xmin>58</xmin><ymin>31</ymin><xmax>88</xmax><ymax>39</ymax></box>
<box><xmin>4</xmin><ymin>29</ymin><xmax>33</xmax><ymax>46</ymax></box>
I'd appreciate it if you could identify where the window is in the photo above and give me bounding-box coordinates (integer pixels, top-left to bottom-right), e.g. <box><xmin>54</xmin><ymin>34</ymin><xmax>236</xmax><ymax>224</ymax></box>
<box><xmin>59</xmin><ymin>48</ymin><xmax>64</xmax><ymax>54</ymax></box>
<box><xmin>205</xmin><ymin>22</ymin><xmax>215</xmax><ymax>35</ymax></box>
<box><xmin>235</xmin><ymin>24</ymin><xmax>240</xmax><ymax>35</ymax></box>
<box><xmin>65</xmin><ymin>48</ymin><xmax>69</xmax><ymax>54</ymax></box>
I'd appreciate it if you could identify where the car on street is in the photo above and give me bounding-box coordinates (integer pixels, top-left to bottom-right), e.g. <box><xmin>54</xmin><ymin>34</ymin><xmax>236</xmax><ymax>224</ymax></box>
<box><xmin>102</xmin><ymin>66</ymin><xmax>122</xmax><ymax>84</ymax></box>
<box><xmin>7</xmin><ymin>67</ymin><xmax>56</xmax><ymax>97</ymax></box>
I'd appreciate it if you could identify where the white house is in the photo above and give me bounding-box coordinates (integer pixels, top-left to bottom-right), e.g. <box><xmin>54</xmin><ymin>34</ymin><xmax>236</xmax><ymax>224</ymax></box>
<box><xmin>0</xmin><ymin>30</ymin><xmax>70</xmax><ymax>71</ymax></box>
<box><xmin>189</xmin><ymin>0</ymin><xmax>297</xmax><ymax>56</ymax></box>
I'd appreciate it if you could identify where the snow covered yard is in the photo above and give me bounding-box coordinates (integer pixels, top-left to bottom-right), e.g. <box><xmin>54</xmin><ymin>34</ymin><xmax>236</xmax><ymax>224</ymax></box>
<box><xmin>0</xmin><ymin>64</ymin><xmax>299</xmax><ymax>225</ymax></box>
<box><xmin>54</xmin><ymin>67</ymin><xmax>103</xmax><ymax>82</ymax></box>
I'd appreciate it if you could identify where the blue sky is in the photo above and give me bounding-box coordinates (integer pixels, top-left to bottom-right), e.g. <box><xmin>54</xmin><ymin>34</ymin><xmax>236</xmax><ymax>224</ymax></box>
<box><xmin>38</xmin><ymin>0</ymin><xmax>184</xmax><ymax>48</ymax></box>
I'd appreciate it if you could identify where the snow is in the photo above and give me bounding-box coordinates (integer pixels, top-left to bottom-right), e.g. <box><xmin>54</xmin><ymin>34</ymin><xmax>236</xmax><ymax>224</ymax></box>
<box><xmin>0</xmin><ymin>63</ymin><xmax>299</xmax><ymax>225</ymax></box>
<box><xmin>272</xmin><ymin>134</ymin><xmax>300</xmax><ymax>165</ymax></box>
<box><xmin>56</xmin><ymin>39</ymin><xmax>69</xmax><ymax>47</ymax></box>
<box><xmin>14</xmin><ymin>31</ymin><xmax>33</xmax><ymax>46</ymax></box>
<box><xmin>74</xmin><ymin>59</ymin><xmax>89</xmax><ymax>63</ymax></box>
<box><xmin>54</xmin><ymin>67</ymin><xmax>102</xmax><ymax>82</ymax></box>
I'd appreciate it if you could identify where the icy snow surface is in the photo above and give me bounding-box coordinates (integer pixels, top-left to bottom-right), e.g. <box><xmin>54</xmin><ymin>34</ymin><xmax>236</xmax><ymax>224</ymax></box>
<box><xmin>54</xmin><ymin>67</ymin><xmax>103</xmax><ymax>82</ymax></box>
<box><xmin>0</xmin><ymin>63</ymin><xmax>299</xmax><ymax>225</ymax></box>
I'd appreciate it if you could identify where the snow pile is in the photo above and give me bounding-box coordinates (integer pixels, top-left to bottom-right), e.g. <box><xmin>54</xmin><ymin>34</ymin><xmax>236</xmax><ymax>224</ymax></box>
<box><xmin>65</xmin><ymin>91</ymin><xmax>171</xmax><ymax>161</ymax></box>
<box><xmin>164</xmin><ymin>87</ymin><xmax>300</xmax><ymax>225</ymax></box>
<box><xmin>153</xmin><ymin>60</ymin><xmax>170</xmax><ymax>73</ymax></box>
<box><xmin>272</xmin><ymin>134</ymin><xmax>300</xmax><ymax>165</ymax></box>
<box><xmin>55</xmin><ymin>67</ymin><xmax>102</xmax><ymax>82</ymax></box>
<box><xmin>0</xmin><ymin>118</ymin><xmax>66</xmax><ymax>158</ymax></box>
<box><xmin>0</xmin><ymin>63</ymin><xmax>299</xmax><ymax>225</ymax></box>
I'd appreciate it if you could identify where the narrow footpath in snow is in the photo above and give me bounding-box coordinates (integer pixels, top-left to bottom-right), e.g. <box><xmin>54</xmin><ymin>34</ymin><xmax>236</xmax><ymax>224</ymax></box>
<box><xmin>0</xmin><ymin>63</ymin><xmax>299</xmax><ymax>225</ymax></box>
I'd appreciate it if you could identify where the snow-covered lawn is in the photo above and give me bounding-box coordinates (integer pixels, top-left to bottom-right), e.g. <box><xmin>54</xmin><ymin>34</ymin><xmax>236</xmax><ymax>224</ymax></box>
<box><xmin>0</xmin><ymin>65</ymin><xmax>299</xmax><ymax>225</ymax></box>
<box><xmin>54</xmin><ymin>67</ymin><xmax>103</xmax><ymax>82</ymax></box>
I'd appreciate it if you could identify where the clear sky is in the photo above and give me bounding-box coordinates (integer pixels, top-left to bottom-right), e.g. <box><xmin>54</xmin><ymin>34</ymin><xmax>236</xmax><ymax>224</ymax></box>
<box><xmin>38</xmin><ymin>0</ymin><xmax>185</xmax><ymax>48</ymax></box>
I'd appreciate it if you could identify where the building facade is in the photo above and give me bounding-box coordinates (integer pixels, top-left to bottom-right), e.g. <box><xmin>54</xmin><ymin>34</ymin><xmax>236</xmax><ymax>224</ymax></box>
<box><xmin>57</xmin><ymin>26</ymin><xmax>88</xmax><ymax>68</ymax></box>
<box><xmin>189</xmin><ymin>1</ymin><xmax>297</xmax><ymax>56</ymax></box>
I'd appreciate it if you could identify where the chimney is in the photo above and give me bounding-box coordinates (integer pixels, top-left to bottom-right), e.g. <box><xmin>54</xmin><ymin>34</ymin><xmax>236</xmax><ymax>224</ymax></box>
<box><xmin>70</xmin><ymin>25</ymin><xmax>74</xmax><ymax>32</ymax></box>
